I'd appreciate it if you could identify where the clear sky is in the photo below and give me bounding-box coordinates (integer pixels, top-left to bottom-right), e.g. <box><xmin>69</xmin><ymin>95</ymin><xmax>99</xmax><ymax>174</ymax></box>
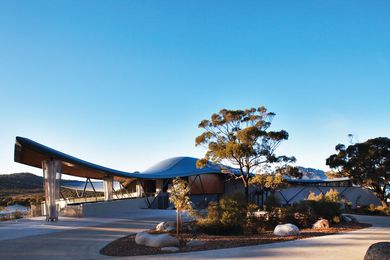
<box><xmin>0</xmin><ymin>1</ymin><xmax>389</xmax><ymax>178</ymax></box>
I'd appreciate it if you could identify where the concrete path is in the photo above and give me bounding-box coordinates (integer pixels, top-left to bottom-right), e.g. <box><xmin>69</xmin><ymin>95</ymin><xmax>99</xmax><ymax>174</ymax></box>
<box><xmin>0</xmin><ymin>209</ymin><xmax>177</xmax><ymax>260</ymax></box>
<box><xmin>126</xmin><ymin>214</ymin><xmax>390</xmax><ymax>260</ymax></box>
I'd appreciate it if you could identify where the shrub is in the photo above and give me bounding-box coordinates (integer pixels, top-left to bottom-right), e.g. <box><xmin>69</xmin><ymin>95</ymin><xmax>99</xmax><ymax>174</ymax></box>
<box><xmin>367</xmin><ymin>204</ymin><xmax>390</xmax><ymax>216</ymax></box>
<box><xmin>220</xmin><ymin>193</ymin><xmax>246</xmax><ymax>228</ymax></box>
<box><xmin>12</xmin><ymin>210</ymin><xmax>24</xmax><ymax>219</ymax></box>
<box><xmin>307</xmin><ymin>191</ymin><xmax>323</xmax><ymax>201</ymax></box>
<box><xmin>206</xmin><ymin>201</ymin><xmax>221</xmax><ymax>221</ymax></box>
<box><xmin>287</xmin><ymin>200</ymin><xmax>341</xmax><ymax>228</ymax></box>
<box><xmin>197</xmin><ymin>193</ymin><xmax>247</xmax><ymax>235</ymax></box>
<box><xmin>325</xmin><ymin>189</ymin><xmax>340</xmax><ymax>202</ymax></box>
<box><xmin>264</xmin><ymin>194</ymin><xmax>280</xmax><ymax>210</ymax></box>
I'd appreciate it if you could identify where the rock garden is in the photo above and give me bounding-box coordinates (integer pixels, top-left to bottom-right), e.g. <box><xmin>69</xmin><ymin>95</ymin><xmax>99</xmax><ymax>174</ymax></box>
<box><xmin>100</xmin><ymin>181</ymin><xmax>370</xmax><ymax>257</ymax></box>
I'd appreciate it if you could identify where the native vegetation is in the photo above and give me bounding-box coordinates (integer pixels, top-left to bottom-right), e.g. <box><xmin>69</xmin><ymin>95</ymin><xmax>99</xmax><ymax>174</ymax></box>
<box><xmin>326</xmin><ymin>137</ymin><xmax>390</xmax><ymax>207</ymax></box>
<box><xmin>195</xmin><ymin>188</ymin><xmax>345</xmax><ymax>236</ymax></box>
<box><xmin>195</xmin><ymin>106</ymin><xmax>295</xmax><ymax>200</ymax></box>
<box><xmin>167</xmin><ymin>177</ymin><xmax>192</xmax><ymax>237</ymax></box>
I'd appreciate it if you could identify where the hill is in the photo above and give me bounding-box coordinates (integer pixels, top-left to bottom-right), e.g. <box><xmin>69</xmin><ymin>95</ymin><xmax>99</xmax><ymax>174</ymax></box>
<box><xmin>297</xmin><ymin>166</ymin><xmax>327</xmax><ymax>180</ymax></box>
<box><xmin>0</xmin><ymin>172</ymin><xmax>43</xmax><ymax>190</ymax></box>
<box><xmin>0</xmin><ymin>173</ymin><xmax>92</xmax><ymax>207</ymax></box>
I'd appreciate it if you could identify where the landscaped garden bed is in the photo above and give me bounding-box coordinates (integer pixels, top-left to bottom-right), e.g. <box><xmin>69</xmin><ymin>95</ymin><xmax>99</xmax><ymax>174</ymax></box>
<box><xmin>100</xmin><ymin>221</ymin><xmax>371</xmax><ymax>257</ymax></box>
<box><xmin>100</xmin><ymin>181</ymin><xmax>374</xmax><ymax>257</ymax></box>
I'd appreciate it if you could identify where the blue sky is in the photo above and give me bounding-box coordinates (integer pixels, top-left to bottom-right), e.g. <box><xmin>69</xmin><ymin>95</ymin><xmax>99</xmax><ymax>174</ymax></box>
<box><xmin>0</xmin><ymin>1</ymin><xmax>389</xmax><ymax>177</ymax></box>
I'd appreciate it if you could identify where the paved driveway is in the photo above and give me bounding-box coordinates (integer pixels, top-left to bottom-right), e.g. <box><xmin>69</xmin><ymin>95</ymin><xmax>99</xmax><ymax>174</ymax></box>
<box><xmin>0</xmin><ymin>213</ymin><xmax>388</xmax><ymax>260</ymax></box>
<box><xmin>0</xmin><ymin>209</ymin><xmax>177</xmax><ymax>260</ymax></box>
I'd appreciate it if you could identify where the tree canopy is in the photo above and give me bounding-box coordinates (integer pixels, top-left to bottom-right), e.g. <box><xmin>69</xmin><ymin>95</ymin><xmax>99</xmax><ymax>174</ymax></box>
<box><xmin>250</xmin><ymin>173</ymin><xmax>285</xmax><ymax>192</ymax></box>
<box><xmin>195</xmin><ymin>106</ymin><xmax>295</xmax><ymax>200</ymax></box>
<box><xmin>326</xmin><ymin>137</ymin><xmax>390</xmax><ymax>207</ymax></box>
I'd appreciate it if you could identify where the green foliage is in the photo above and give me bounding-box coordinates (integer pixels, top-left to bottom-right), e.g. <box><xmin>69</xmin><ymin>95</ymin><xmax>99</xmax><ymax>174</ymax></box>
<box><xmin>250</xmin><ymin>173</ymin><xmax>285</xmax><ymax>192</ymax></box>
<box><xmin>325</xmin><ymin>170</ymin><xmax>344</xmax><ymax>179</ymax></box>
<box><xmin>167</xmin><ymin>178</ymin><xmax>191</xmax><ymax>210</ymax></box>
<box><xmin>326</xmin><ymin>137</ymin><xmax>390</xmax><ymax>207</ymax></box>
<box><xmin>167</xmin><ymin>178</ymin><xmax>192</xmax><ymax>237</ymax></box>
<box><xmin>275</xmin><ymin>165</ymin><xmax>303</xmax><ymax>179</ymax></box>
<box><xmin>350</xmin><ymin>204</ymin><xmax>390</xmax><ymax>216</ymax></box>
<box><xmin>284</xmin><ymin>189</ymin><xmax>342</xmax><ymax>227</ymax></box>
<box><xmin>306</xmin><ymin>191</ymin><xmax>324</xmax><ymax>201</ymax></box>
<box><xmin>368</xmin><ymin>204</ymin><xmax>390</xmax><ymax>216</ymax></box>
<box><xmin>324</xmin><ymin>189</ymin><xmax>340</xmax><ymax>202</ymax></box>
<box><xmin>289</xmin><ymin>200</ymin><xmax>341</xmax><ymax>227</ymax></box>
<box><xmin>220</xmin><ymin>193</ymin><xmax>247</xmax><ymax>228</ymax></box>
<box><xmin>306</xmin><ymin>189</ymin><xmax>341</xmax><ymax>203</ymax></box>
<box><xmin>197</xmin><ymin>193</ymin><xmax>248</xmax><ymax>235</ymax></box>
<box><xmin>195</xmin><ymin>106</ymin><xmax>295</xmax><ymax>199</ymax></box>
<box><xmin>264</xmin><ymin>194</ymin><xmax>280</xmax><ymax>210</ymax></box>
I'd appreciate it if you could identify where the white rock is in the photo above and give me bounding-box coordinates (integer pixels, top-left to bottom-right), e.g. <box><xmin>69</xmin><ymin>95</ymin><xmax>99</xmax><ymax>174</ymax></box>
<box><xmin>135</xmin><ymin>231</ymin><xmax>179</xmax><ymax>248</ymax></box>
<box><xmin>313</xmin><ymin>219</ymin><xmax>330</xmax><ymax>229</ymax></box>
<box><xmin>156</xmin><ymin>221</ymin><xmax>176</xmax><ymax>232</ymax></box>
<box><xmin>186</xmin><ymin>239</ymin><xmax>205</xmax><ymax>247</ymax></box>
<box><xmin>135</xmin><ymin>231</ymin><xmax>149</xmax><ymax>245</ymax></box>
<box><xmin>273</xmin><ymin>224</ymin><xmax>300</xmax><ymax>236</ymax></box>
<box><xmin>161</xmin><ymin>246</ymin><xmax>179</xmax><ymax>252</ymax></box>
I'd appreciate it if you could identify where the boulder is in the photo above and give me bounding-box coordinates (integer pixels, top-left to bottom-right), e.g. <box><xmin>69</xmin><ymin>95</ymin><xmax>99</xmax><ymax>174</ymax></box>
<box><xmin>161</xmin><ymin>247</ymin><xmax>179</xmax><ymax>252</ymax></box>
<box><xmin>135</xmin><ymin>231</ymin><xmax>179</xmax><ymax>248</ymax></box>
<box><xmin>313</xmin><ymin>219</ymin><xmax>330</xmax><ymax>229</ymax></box>
<box><xmin>364</xmin><ymin>242</ymin><xmax>390</xmax><ymax>260</ymax></box>
<box><xmin>156</xmin><ymin>221</ymin><xmax>176</xmax><ymax>232</ymax></box>
<box><xmin>273</xmin><ymin>224</ymin><xmax>300</xmax><ymax>236</ymax></box>
<box><xmin>186</xmin><ymin>239</ymin><xmax>205</xmax><ymax>247</ymax></box>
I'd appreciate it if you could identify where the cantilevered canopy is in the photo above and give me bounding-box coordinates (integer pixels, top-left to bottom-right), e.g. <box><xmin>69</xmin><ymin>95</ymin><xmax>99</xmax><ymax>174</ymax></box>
<box><xmin>14</xmin><ymin>137</ymin><xmax>142</xmax><ymax>180</ymax></box>
<box><xmin>14</xmin><ymin>137</ymin><xmax>238</xmax><ymax>180</ymax></box>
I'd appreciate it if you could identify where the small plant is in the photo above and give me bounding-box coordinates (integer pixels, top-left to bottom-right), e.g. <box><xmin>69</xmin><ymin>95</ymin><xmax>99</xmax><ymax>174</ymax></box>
<box><xmin>197</xmin><ymin>193</ymin><xmax>248</xmax><ymax>235</ymax></box>
<box><xmin>307</xmin><ymin>191</ymin><xmax>323</xmax><ymax>201</ymax></box>
<box><xmin>12</xmin><ymin>210</ymin><xmax>24</xmax><ymax>219</ymax></box>
<box><xmin>264</xmin><ymin>194</ymin><xmax>280</xmax><ymax>210</ymax></box>
<box><xmin>325</xmin><ymin>189</ymin><xmax>340</xmax><ymax>203</ymax></box>
<box><xmin>167</xmin><ymin>178</ymin><xmax>192</xmax><ymax>238</ymax></box>
<box><xmin>366</xmin><ymin>204</ymin><xmax>390</xmax><ymax>216</ymax></box>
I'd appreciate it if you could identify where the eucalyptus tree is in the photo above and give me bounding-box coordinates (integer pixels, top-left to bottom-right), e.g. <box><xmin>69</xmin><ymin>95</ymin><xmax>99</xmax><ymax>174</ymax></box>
<box><xmin>195</xmin><ymin>106</ymin><xmax>295</xmax><ymax>200</ymax></box>
<box><xmin>326</xmin><ymin>137</ymin><xmax>390</xmax><ymax>207</ymax></box>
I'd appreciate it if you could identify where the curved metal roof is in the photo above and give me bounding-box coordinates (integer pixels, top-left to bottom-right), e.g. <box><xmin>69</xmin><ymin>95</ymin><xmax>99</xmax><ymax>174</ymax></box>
<box><xmin>14</xmin><ymin>137</ymin><xmax>235</xmax><ymax>180</ymax></box>
<box><xmin>14</xmin><ymin>136</ymin><xmax>141</xmax><ymax>179</ymax></box>
<box><xmin>140</xmin><ymin>156</ymin><xmax>223</xmax><ymax>178</ymax></box>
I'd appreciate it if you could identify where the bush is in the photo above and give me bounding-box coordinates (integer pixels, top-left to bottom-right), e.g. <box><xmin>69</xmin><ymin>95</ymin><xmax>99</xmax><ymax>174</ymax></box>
<box><xmin>325</xmin><ymin>189</ymin><xmax>340</xmax><ymax>202</ymax></box>
<box><xmin>288</xmin><ymin>200</ymin><xmax>341</xmax><ymax>228</ymax></box>
<box><xmin>264</xmin><ymin>194</ymin><xmax>280</xmax><ymax>210</ymax></box>
<box><xmin>368</xmin><ymin>204</ymin><xmax>390</xmax><ymax>216</ymax></box>
<box><xmin>12</xmin><ymin>210</ymin><xmax>24</xmax><ymax>219</ymax></box>
<box><xmin>197</xmin><ymin>193</ymin><xmax>247</xmax><ymax>235</ymax></box>
<box><xmin>307</xmin><ymin>191</ymin><xmax>323</xmax><ymax>201</ymax></box>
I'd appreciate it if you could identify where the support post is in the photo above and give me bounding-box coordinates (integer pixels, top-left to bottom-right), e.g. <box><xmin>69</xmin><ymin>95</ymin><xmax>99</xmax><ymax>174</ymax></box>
<box><xmin>103</xmin><ymin>176</ymin><xmax>114</xmax><ymax>201</ymax></box>
<box><xmin>156</xmin><ymin>179</ymin><xmax>164</xmax><ymax>194</ymax></box>
<box><xmin>42</xmin><ymin>159</ymin><xmax>62</xmax><ymax>221</ymax></box>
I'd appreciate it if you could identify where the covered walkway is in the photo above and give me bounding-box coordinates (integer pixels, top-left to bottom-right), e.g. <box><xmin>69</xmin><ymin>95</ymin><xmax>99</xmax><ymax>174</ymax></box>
<box><xmin>14</xmin><ymin>137</ymin><xmax>234</xmax><ymax>220</ymax></box>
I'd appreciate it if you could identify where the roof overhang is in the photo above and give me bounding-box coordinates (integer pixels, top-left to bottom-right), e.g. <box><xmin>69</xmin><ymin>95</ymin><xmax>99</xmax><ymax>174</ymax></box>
<box><xmin>14</xmin><ymin>136</ymin><xmax>140</xmax><ymax>180</ymax></box>
<box><xmin>14</xmin><ymin>136</ymin><xmax>247</xmax><ymax>181</ymax></box>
